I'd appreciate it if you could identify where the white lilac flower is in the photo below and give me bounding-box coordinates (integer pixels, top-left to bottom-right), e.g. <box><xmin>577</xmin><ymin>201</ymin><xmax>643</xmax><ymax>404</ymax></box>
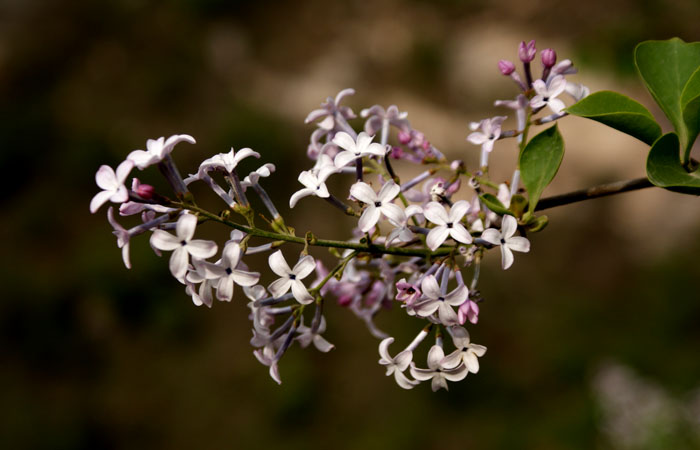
<box><xmin>149</xmin><ymin>214</ymin><xmax>218</xmax><ymax>282</ymax></box>
<box><xmin>90</xmin><ymin>159</ymin><xmax>134</xmax><ymax>213</ymax></box>
<box><xmin>240</xmin><ymin>163</ymin><xmax>276</xmax><ymax>191</ymax></box>
<box><xmin>350</xmin><ymin>180</ymin><xmax>405</xmax><ymax>233</ymax></box>
<box><xmin>442</xmin><ymin>326</ymin><xmax>487</xmax><ymax>374</ymax></box>
<box><xmin>106</xmin><ymin>207</ymin><xmax>131</xmax><ymax>269</ymax></box>
<box><xmin>304</xmin><ymin>88</ymin><xmax>357</xmax><ymax>130</ymax></box>
<box><xmin>267</xmin><ymin>250</ymin><xmax>316</xmax><ymax>304</ymax></box>
<box><xmin>466</xmin><ymin>116</ymin><xmax>507</xmax><ymax>154</ymax></box>
<box><xmin>296</xmin><ymin>317</ymin><xmax>334</xmax><ymax>352</ymax></box>
<box><xmin>423</xmin><ymin>200</ymin><xmax>473</xmax><ymax>251</ymax></box>
<box><xmin>253</xmin><ymin>343</ymin><xmax>282</xmax><ymax>385</ymax></box>
<box><xmin>410</xmin><ymin>344</ymin><xmax>469</xmax><ymax>391</ymax></box>
<box><xmin>530</xmin><ymin>75</ymin><xmax>567</xmax><ymax>114</ymax></box>
<box><xmin>480</xmin><ymin>215</ymin><xmax>530</xmax><ymax>270</ymax></box>
<box><xmin>289</xmin><ymin>155</ymin><xmax>338</xmax><ymax>208</ymax></box>
<box><xmin>495</xmin><ymin>94</ymin><xmax>528</xmax><ymax>143</ymax></box>
<box><xmin>197</xmin><ymin>242</ymin><xmax>260</xmax><ymax>302</ymax></box>
<box><xmin>360</xmin><ymin>104</ymin><xmax>410</xmax><ymax>136</ymax></box>
<box><xmin>127</xmin><ymin>134</ymin><xmax>195</xmax><ymax>170</ymax></box>
<box><xmin>333</xmin><ymin>131</ymin><xmax>387</xmax><ymax>169</ymax></box>
<box><xmin>564</xmin><ymin>82</ymin><xmax>590</xmax><ymax>102</ymax></box>
<box><xmin>378</xmin><ymin>337</ymin><xmax>419</xmax><ymax>390</ymax></box>
<box><xmin>193</xmin><ymin>147</ymin><xmax>260</xmax><ymax>178</ymax></box>
<box><xmin>385</xmin><ymin>204</ymin><xmax>423</xmax><ymax>247</ymax></box>
<box><xmin>411</xmin><ymin>274</ymin><xmax>468</xmax><ymax>325</ymax></box>
<box><xmin>185</xmin><ymin>260</ymin><xmax>216</xmax><ymax>308</ymax></box>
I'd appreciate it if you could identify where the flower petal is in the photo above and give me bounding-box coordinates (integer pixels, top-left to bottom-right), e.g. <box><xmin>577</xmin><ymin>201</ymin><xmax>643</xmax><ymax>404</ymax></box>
<box><xmin>333</xmin><ymin>150</ymin><xmax>358</xmax><ymax>169</ymax></box>
<box><xmin>90</xmin><ymin>190</ymin><xmax>113</xmax><ymax>213</ymax></box>
<box><xmin>169</xmin><ymin>247</ymin><xmax>189</xmax><ymax>281</ymax></box>
<box><xmin>378</xmin><ymin>337</ymin><xmax>395</xmax><ymax>362</ymax></box>
<box><xmin>381</xmin><ymin>203</ymin><xmax>406</xmax><ymax>227</ymax></box>
<box><xmin>186</xmin><ymin>239</ymin><xmax>218</xmax><ymax>259</ymax></box>
<box><xmin>441</xmin><ymin>349</ymin><xmax>463</xmax><ymax>369</ymax></box>
<box><xmin>480</xmin><ymin>228</ymin><xmax>502</xmax><ymax>246</ymax></box>
<box><xmin>150</xmin><ymin>230</ymin><xmax>181</xmax><ymax>251</ymax></box>
<box><xmin>420</xmin><ymin>275</ymin><xmax>441</xmax><ymax>300</ymax></box>
<box><xmin>176</xmin><ymin>214</ymin><xmax>198</xmax><ymax>241</ymax></box>
<box><xmin>506</xmin><ymin>236</ymin><xmax>530</xmax><ymax>253</ymax></box>
<box><xmin>290</xmin><ymin>188</ymin><xmax>313</xmax><ymax>208</ymax></box>
<box><xmin>426</xmin><ymin>226</ymin><xmax>450</xmax><ymax>251</ymax></box>
<box><xmin>501</xmin><ymin>245</ymin><xmax>514</xmax><ymax>270</ymax></box>
<box><xmin>268</xmin><ymin>250</ymin><xmax>292</xmax><ymax>277</ymax></box>
<box><xmin>95</xmin><ymin>165</ymin><xmax>117</xmax><ymax>190</ymax></box>
<box><xmin>231</xmin><ymin>269</ymin><xmax>260</xmax><ymax>287</ymax></box>
<box><xmin>268</xmin><ymin>277</ymin><xmax>292</xmax><ymax>298</ymax></box>
<box><xmin>349</xmin><ymin>181</ymin><xmax>377</xmax><ymax>204</ymax></box>
<box><xmin>423</xmin><ymin>202</ymin><xmax>449</xmax><ymax>225</ymax></box>
<box><xmin>332</xmin><ymin>131</ymin><xmax>356</xmax><ymax>153</ymax></box>
<box><xmin>292</xmin><ymin>255</ymin><xmax>316</xmax><ymax>280</ymax></box>
<box><xmin>358</xmin><ymin>206</ymin><xmax>381</xmax><ymax>233</ymax></box>
<box><xmin>291</xmin><ymin>280</ymin><xmax>314</xmax><ymax>304</ymax></box>
<box><xmin>426</xmin><ymin>345</ymin><xmax>445</xmax><ymax>369</ymax></box>
<box><xmin>449</xmin><ymin>223</ymin><xmax>473</xmax><ymax>245</ymax></box>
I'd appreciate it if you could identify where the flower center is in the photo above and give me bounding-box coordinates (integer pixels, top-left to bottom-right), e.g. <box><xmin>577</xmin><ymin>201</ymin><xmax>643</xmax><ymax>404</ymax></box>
<box><xmin>446</xmin><ymin>222</ymin><xmax>453</xmax><ymax>229</ymax></box>
<box><xmin>500</xmin><ymin>238</ymin><xmax>506</xmax><ymax>244</ymax></box>
<box><xmin>180</xmin><ymin>240</ymin><xmax>187</xmax><ymax>246</ymax></box>
<box><xmin>289</xmin><ymin>274</ymin><xmax>297</xmax><ymax>280</ymax></box>
<box><xmin>225</xmin><ymin>268</ymin><xmax>232</xmax><ymax>275</ymax></box>
<box><xmin>438</xmin><ymin>296</ymin><xmax>445</xmax><ymax>302</ymax></box>
<box><xmin>374</xmin><ymin>201</ymin><xmax>382</xmax><ymax>207</ymax></box>
<box><xmin>543</xmin><ymin>96</ymin><xmax>550</xmax><ymax>101</ymax></box>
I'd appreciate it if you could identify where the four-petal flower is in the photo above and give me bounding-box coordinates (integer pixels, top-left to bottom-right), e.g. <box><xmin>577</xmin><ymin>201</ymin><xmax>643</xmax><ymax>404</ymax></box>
<box><xmin>423</xmin><ymin>200</ymin><xmax>473</xmax><ymax>250</ymax></box>
<box><xmin>267</xmin><ymin>250</ymin><xmax>316</xmax><ymax>304</ymax></box>
<box><xmin>480</xmin><ymin>215</ymin><xmax>530</xmax><ymax>270</ymax></box>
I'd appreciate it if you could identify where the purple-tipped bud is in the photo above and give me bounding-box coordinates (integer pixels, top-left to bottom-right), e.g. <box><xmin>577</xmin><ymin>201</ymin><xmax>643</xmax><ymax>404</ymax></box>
<box><xmin>132</xmin><ymin>178</ymin><xmax>155</xmax><ymax>200</ymax></box>
<box><xmin>498</xmin><ymin>59</ymin><xmax>516</xmax><ymax>75</ymax></box>
<box><xmin>541</xmin><ymin>48</ymin><xmax>556</xmax><ymax>68</ymax></box>
<box><xmin>518</xmin><ymin>40</ymin><xmax>536</xmax><ymax>63</ymax></box>
<box><xmin>397</xmin><ymin>130</ymin><xmax>411</xmax><ymax>145</ymax></box>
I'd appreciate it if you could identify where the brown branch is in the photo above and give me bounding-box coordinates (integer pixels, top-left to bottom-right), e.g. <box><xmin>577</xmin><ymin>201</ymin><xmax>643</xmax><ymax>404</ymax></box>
<box><xmin>535</xmin><ymin>177</ymin><xmax>654</xmax><ymax>211</ymax></box>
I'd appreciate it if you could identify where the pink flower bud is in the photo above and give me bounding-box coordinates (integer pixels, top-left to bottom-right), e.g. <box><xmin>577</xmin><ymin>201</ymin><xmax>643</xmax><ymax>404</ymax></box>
<box><xmin>390</xmin><ymin>146</ymin><xmax>405</xmax><ymax>159</ymax></box>
<box><xmin>518</xmin><ymin>40</ymin><xmax>536</xmax><ymax>63</ymax></box>
<box><xmin>458</xmin><ymin>300</ymin><xmax>479</xmax><ymax>325</ymax></box>
<box><xmin>541</xmin><ymin>48</ymin><xmax>556</xmax><ymax>68</ymax></box>
<box><xmin>398</xmin><ymin>131</ymin><xmax>411</xmax><ymax>145</ymax></box>
<box><xmin>498</xmin><ymin>59</ymin><xmax>516</xmax><ymax>75</ymax></box>
<box><xmin>131</xmin><ymin>178</ymin><xmax>156</xmax><ymax>200</ymax></box>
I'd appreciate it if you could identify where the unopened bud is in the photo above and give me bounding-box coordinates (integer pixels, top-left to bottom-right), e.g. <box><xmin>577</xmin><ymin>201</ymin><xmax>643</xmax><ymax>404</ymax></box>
<box><xmin>518</xmin><ymin>40</ymin><xmax>536</xmax><ymax>63</ymax></box>
<box><xmin>398</xmin><ymin>131</ymin><xmax>411</xmax><ymax>145</ymax></box>
<box><xmin>132</xmin><ymin>178</ymin><xmax>156</xmax><ymax>199</ymax></box>
<box><xmin>541</xmin><ymin>48</ymin><xmax>556</xmax><ymax>68</ymax></box>
<box><xmin>498</xmin><ymin>59</ymin><xmax>516</xmax><ymax>75</ymax></box>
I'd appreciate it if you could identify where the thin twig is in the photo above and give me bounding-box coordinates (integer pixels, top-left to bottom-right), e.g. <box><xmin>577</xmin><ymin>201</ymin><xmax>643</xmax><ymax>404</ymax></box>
<box><xmin>535</xmin><ymin>177</ymin><xmax>653</xmax><ymax>211</ymax></box>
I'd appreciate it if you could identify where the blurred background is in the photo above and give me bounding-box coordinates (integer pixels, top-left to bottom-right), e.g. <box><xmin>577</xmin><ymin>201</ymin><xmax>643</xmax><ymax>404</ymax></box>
<box><xmin>1</xmin><ymin>0</ymin><xmax>700</xmax><ymax>449</ymax></box>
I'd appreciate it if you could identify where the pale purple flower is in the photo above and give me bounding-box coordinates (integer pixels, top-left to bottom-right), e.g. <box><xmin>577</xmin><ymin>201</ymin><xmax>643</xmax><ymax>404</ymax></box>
<box><xmin>185</xmin><ymin>259</ymin><xmax>217</xmax><ymax>308</ymax></box>
<box><xmin>296</xmin><ymin>316</ymin><xmax>334</xmax><ymax>352</ymax></box>
<box><xmin>333</xmin><ymin>131</ymin><xmax>387</xmax><ymax>169</ymax></box>
<box><xmin>193</xmin><ymin>147</ymin><xmax>260</xmax><ymax>178</ymax></box>
<box><xmin>466</xmin><ymin>116</ymin><xmax>507</xmax><ymax>154</ymax></box>
<box><xmin>495</xmin><ymin>95</ymin><xmax>528</xmax><ymax>142</ymax></box>
<box><xmin>458</xmin><ymin>299</ymin><xmax>479</xmax><ymax>325</ymax></box>
<box><xmin>498</xmin><ymin>59</ymin><xmax>516</xmax><ymax>75</ymax></box>
<box><xmin>385</xmin><ymin>204</ymin><xmax>423</xmax><ymax>247</ymax></box>
<box><xmin>197</xmin><ymin>242</ymin><xmax>261</xmax><ymax>302</ymax></box>
<box><xmin>395</xmin><ymin>278</ymin><xmax>421</xmax><ymax>305</ymax></box>
<box><xmin>423</xmin><ymin>200</ymin><xmax>473</xmax><ymax>251</ymax></box>
<box><xmin>378</xmin><ymin>337</ymin><xmax>419</xmax><ymax>390</ymax></box>
<box><xmin>149</xmin><ymin>214</ymin><xmax>218</xmax><ymax>282</ymax></box>
<box><xmin>304</xmin><ymin>88</ymin><xmax>356</xmax><ymax>130</ymax></box>
<box><xmin>90</xmin><ymin>159</ymin><xmax>134</xmax><ymax>213</ymax></box>
<box><xmin>267</xmin><ymin>250</ymin><xmax>316</xmax><ymax>304</ymax></box>
<box><xmin>350</xmin><ymin>180</ymin><xmax>405</xmax><ymax>233</ymax></box>
<box><xmin>289</xmin><ymin>155</ymin><xmax>338</xmax><ymax>208</ymax></box>
<box><xmin>106</xmin><ymin>207</ymin><xmax>131</xmax><ymax>269</ymax></box>
<box><xmin>253</xmin><ymin>344</ymin><xmax>282</xmax><ymax>385</ymax></box>
<box><xmin>530</xmin><ymin>75</ymin><xmax>567</xmax><ymax>114</ymax></box>
<box><xmin>411</xmin><ymin>274</ymin><xmax>468</xmax><ymax>325</ymax></box>
<box><xmin>480</xmin><ymin>215</ymin><xmax>530</xmax><ymax>270</ymax></box>
<box><xmin>360</xmin><ymin>104</ymin><xmax>410</xmax><ymax>136</ymax></box>
<box><xmin>127</xmin><ymin>134</ymin><xmax>195</xmax><ymax>170</ymax></box>
<box><xmin>241</xmin><ymin>163</ymin><xmax>276</xmax><ymax>190</ymax></box>
<box><xmin>410</xmin><ymin>344</ymin><xmax>469</xmax><ymax>391</ymax></box>
<box><xmin>442</xmin><ymin>326</ymin><xmax>487</xmax><ymax>374</ymax></box>
<box><xmin>549</xmin><ymin>59</ymin><xmax>577</xmax><ymax>78</ymax></box>
<box><xmin>518</xmin><ymin>40</ymin><xmax>537</xmax><ymax>63</ymax></box>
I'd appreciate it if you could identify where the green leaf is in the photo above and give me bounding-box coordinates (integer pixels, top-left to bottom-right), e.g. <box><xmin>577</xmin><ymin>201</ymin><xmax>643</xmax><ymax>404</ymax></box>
<box><xmin>479</xmin><ymin>193</ymin><xmax>513</xmax><ymax>216</ymax></box>
<box><xmin>681</xmin><ymin>66</ymin><xmax>700</xmax><ymax>163</ymax></box>
<box><xmin>565</xmin><ymin>90</ymin><xmax>661</xmax><ymax>145</ymax></box>
<box><xmin>519</xmin><ymin>124</ymin><xmax>565</xmax><ymax>213</ymax></box>
<box><xmin>646</xmin><ymin>132</ymin><xmax>700</xmax><ymax>194</ymax></box>
<box><xmin>635</xmin><ymin>38</ymin><xmax>700</xmax><ymax>156</ymax></box>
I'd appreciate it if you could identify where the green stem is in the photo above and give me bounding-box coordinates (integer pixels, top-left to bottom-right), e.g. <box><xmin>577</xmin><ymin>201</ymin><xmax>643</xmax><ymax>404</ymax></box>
<box><xmin>171</xmin><ymin>202</ymin><xmax>452</xmax><ymax>258</ymax></box>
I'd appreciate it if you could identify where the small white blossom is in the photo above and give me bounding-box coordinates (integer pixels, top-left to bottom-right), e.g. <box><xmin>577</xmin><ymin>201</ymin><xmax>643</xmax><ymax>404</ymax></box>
<box><xmin>530</xmin><ymin>75</ymin><xmax>567</xmax><ymax>114</ymax></box>
<box><xmin>127</xmin><ymin>134</ymin><xmax>195</xmax><ymax>170</ymax></box>
<box><xmin>296</xmin><ymin>316</ymin><xmax>334</xmax><ymax>352</ymax></box>
<box><xmin>193</xmin><ymin>147</ymin><xmax>260</xmax><ymax>178</ymax></box>
<box><xmin>106</xmin><ymin>207</ymin><xmax>131</xmax><ymax>269</ymax></box>
<box><xmin>410</xmin><ymin>345</ymin><xmax>469</xmax><ymax>391</ymax></box>
<box><xmin>333</xmin><ymin>131</ymin><xmax>387</xmax><ymax>169</ymax></box>
<box><xmin>423</xmin><ymin>200</ymin><xmax>473</xmax><ymax>250</ymax></box>
<box><xmin>480</xmin><ymin>215</ymin><xmax>530</xmax><ymax>270</ymax></box>
<box><xmin>241</xmin><ymin>163</ymin><xmax>276</xmax><ymax>190</ymax></box>
<box><xmin>466</xmin><ymin>116</ymin><xmax>507</xmax><ymax>154</ymax></box>
<box><xmin>149</xmin><ymin>214</ymin><xmax>218</xmax><ymax>282</ymax></box>
<box><xmin>267</xmin><ymin>250</ymin><xmax>316</xmax><ymax>304</ymax></box>
<box><xmin>90</xmin><ymin>159</ymin><xmax>134</xmax><ymax>213</ymax></box>
<box><xmin>350</xmin><ymin>180</ymin><xmax>405</xmax><ymax>233</ymax></box>
<box><xmin>289</xmin><ymin>155</ymin><xmax>338</xmax><ymax>208</ymax></box>
<box><xmin>360</xmin><ymin>104</ymin><xmax>410</xmax><ymax>135</ymax></box>
<box><xmin>442</xmin><ymin>326</ymin><xmax>487</xmax><ymax>373</ymax></box>
<box><xmin>411</xmin><ymin>274</ymin><xmax>468</xmax><ymax>325</ymax></box>
<box><xmin>304</xmin><ymin>88</ymin><xmax>356</xmax><ymax>130</ymax></box>
<box><xmin>385</xmin><ymin>204</ymin><xmax>423</xmax><ymax>247</ymax></box>
<box><xmin>378</xmin><ymin>337</ymin><xmax>419</xmax><ymax>389</ymax></box>
<box><xmin>197</xmin><ymin>242</ymin><xmax>261</xmax><ymax>302</ymax></box>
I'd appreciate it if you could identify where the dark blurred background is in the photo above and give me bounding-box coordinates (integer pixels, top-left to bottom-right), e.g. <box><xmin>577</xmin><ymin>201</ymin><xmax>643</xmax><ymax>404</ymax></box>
<box><xmin>2</xmin><ymin>0</ymin><xmax>700</xmax><ymax>449</ymax></box>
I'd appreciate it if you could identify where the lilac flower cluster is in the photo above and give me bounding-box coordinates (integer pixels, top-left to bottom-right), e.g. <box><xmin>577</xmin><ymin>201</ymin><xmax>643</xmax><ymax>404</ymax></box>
<box><xmin>91</xmin><ymin>40</ymin><xmax>588</xmax><ymax>391</ymax></box>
